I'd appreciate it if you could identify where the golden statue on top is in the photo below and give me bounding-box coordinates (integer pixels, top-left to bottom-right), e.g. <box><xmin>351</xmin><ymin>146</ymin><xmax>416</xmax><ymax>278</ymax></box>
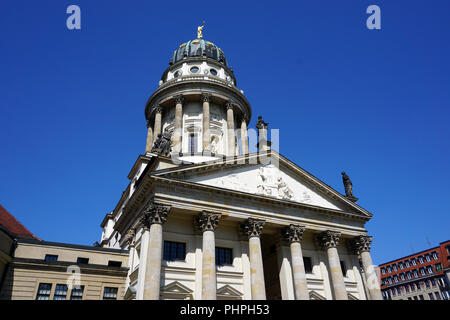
<box><xmin>197</xmin><ymin>21</ymin><xmax>205</xmax><ymax>39</ymax></box>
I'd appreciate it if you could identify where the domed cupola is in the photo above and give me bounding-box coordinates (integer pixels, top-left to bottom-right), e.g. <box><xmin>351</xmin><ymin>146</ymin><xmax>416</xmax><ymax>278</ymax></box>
<box><xmin>170</xmin><ymin>39</ymin><xmax>228</xmax><ymax>67</ymax></box>
<box><xmin>144</xmin><ymin>25</ymin><xmax>252</xmax><ymax>164</ymax></box>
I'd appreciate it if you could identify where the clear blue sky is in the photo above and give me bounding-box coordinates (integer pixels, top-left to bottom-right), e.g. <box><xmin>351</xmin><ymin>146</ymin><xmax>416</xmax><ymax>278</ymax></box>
<box><xmin>0</xmin><ymin>0</ymin><xmax>449</xmax><ymax>265</ymax></box>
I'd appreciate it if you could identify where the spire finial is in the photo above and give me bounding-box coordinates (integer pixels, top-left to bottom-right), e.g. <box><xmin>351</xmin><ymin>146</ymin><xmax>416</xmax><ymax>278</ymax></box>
<box><xmin>197</xmin><ymin>21</ymin><xmax>205</xmax><ymax>39</ymax></box>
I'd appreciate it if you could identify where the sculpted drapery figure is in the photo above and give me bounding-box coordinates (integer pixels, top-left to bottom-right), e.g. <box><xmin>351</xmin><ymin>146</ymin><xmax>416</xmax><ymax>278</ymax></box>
<box><xmin>341</xmin><ymin>171</ymin><xmax>354</xmax><ymax>197</ymax></box>
<box><xmin>151</xmin><ymin>128</ymin><xmax>172</xmax><ymax>156</ymax></box>
<box><xmin>197</xmin><ymin>22</ymin><xmax>205</xmax><ymax>39</ymax></box>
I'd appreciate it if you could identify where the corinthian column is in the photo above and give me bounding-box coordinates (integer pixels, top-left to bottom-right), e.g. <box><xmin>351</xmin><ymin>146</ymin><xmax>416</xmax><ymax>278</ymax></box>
<box><xmin>173</xmin><ymin>95</ymin><xmax>184</xmax><ymax>154</ymax></box>
<box><xmin>140</xmin><ymin>200</ymin><xmax>171</xmax><ymax>300</ymax></box>
<box><xmin>319</xmin><ymin>231</ymin><xmax>348</xmax><ymax>300</ymax></box>
<box><xmin>353</xmin><ymin>235</ymin><xmax>383</xmax><ymax>300</ymax></box>
<box><xmin>125</xmin><ymin>228</ymin><xmax>136</xmax><ymax>290</ymax></box>
<box><xmin>241</xmin><ymin>218</ymin><xmax>266</xmax><ymax>300</ymax></box>
<box><xmin>196</xmin><ymin>211</ymin><xmax>221</xmax><ymax>300</ymax></box>
<box><xmin>241</xmin><ymin>114</ymin><xmax>248</xmax><ymax>155</ymax></box>
<box><xmin>153</xmin><ymin>106</ymin><xmax>162</xmax><ymax>142</ymax></box>
<box><xmin>201</xmin><ymin>93</ymin><xmax>211</xmax><ymax>154</ymax></box>
<box><xmin>145</xmin><ymin>120</ymin><xmax>153</xmax><ymax>153</ymax></box>
<box><xmin>226</xmin><ymin>102</ymin><xmax>235</xmax><ymax>157</ymax></box>
<box><xmin>284</xmin><ymin>225</ymin><xmax>309</xmax><ymax>300</ymax></box>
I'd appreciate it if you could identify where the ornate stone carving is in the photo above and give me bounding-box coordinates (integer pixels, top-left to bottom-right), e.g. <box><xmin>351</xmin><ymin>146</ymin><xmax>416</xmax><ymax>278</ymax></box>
<box><xmin>276</xmin><ymin>177</ymin><xmax>294</xmax><ymax>200</ymax></box>
<box><xmin>283</xmin><ymin>225</ymin><xmax>306</xmax><ymax>243</ymax></box>
<box><xmin>140</xmin><ymin>200</ymin><xmax>171</xmax><ymax>228</ymax></box>
<box><xmin>124</xmin><ymin>228</ymin><xmax>136</xmax><ymax>246</ymax></box>
<box><xmin>319</xmin><ymin>230</ymin><xmax>341</xmax><ymax>249</ymax></box>
<box><xmin>201</xmin><ymin>92</ymin><xmax>211</xmax><ymax>103</ymax></box>
<box><xmin>154</xmin><ymin>105</ymin><xmax>162</xmax><ymax>114</ymax></box>
<box><xmin>352</xmin><ymin>235</ymin><xmax>372</xmax><ymax>254</ymax></box>
<box><xmin>151</xmin><ymin>128</ymin><xmax>172</xmax><ymax>156</ymax></box>
<box><xmin>241</xmin><ymin>218</ymin><xmax>265</xmax><ymax>238</ymax></box>
<box><xmin>174</xmin><ymin>94</ymin><xmax>184</xmax><ymax>105</ymax></box>
<box><xmin>196</xmin><ymin>211</ymin><xmax>221</xmax><ymax>232</ymax></box>
<box><xmin>226</xmin><ymin>101</ymin><xmax>235</xmax><ymax>111</ymax></box>
<box><xmin>341</xmin><ymin>171</ymin><xmax>358</xmax><ymax>202</ymax></box>
<box><xmin>256</xmin><ymin>116</ymin><xmax>268</xmax><ymax>130</ymax></box>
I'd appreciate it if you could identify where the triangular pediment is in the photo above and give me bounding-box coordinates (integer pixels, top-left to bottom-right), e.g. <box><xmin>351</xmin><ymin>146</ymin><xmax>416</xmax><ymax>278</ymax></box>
<box><xmin>160</xmin><ymin>281</ymin><xmax>193</xmax><ymax>294</ymax></box>
<box><xmin>309</xmin><ymin>291</ymin><xmax>327</xmax><ymax>300</ymax></box>
<box><xmin>151</xmin><ymin>152</ymin><xmax>371</xmax><ymax>217</ymax></box>
<box><xmin>216</xmin><ymin>285</ymin><xmax>243</xmax><ymax>297</ymax></box>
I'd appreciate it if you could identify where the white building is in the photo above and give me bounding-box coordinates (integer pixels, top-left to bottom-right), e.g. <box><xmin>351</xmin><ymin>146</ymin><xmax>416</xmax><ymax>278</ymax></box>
<box><xmin>99</xmin><ymin>30</ymin><xmax>382</xmax><ymax>300</ymax></box>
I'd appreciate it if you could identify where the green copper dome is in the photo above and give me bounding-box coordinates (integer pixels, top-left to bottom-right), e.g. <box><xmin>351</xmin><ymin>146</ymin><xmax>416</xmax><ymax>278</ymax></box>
<box><xmin>170</xmin><ymin>39</ymin><xmax>228</xmax><ymax>66</ymax></box>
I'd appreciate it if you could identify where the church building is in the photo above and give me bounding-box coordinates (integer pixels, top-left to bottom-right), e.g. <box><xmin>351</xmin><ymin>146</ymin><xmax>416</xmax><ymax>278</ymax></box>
<box><xmin>1</xmin><ymin>28</ymin><xmax>382</xmax><ymax>300</ymax></box>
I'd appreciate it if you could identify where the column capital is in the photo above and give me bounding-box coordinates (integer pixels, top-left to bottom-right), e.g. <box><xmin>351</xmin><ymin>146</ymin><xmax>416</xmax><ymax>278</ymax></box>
<box><xmin>196</xmin><ymin>211</ymin><xmax>221</xmax><ymax>232</ymax></box>
<box><xmin>283</xmin><ymin>224</ymin><xmax>306</xmax><ymax>244</ymax></box>
<box><xmin>154</xmin><ymin>105</ymin><xmax>162</xmax><ymax>114</ymax></box>
<box><xmin>124</xmin><ymin>228</ymin><xmax>136</xmax><ymax>247</ymax></box>
<box><xmin>226</xmin><ymin>101</ymin><xmax>235</xmax><ymax>111</ymax></box>
<box><xmin>140</xmin><ymin>200</ymin><xmax>171</xmax><ymax>228</ymax></box>
<box><xmin>352</xmin><ymin>235</ymin><xmax>373</xmax><ymax>254</ymax></box>
<box><xmin>241</xmin><ymin>218</ymin><xmax>265</xmax><ymax>239</ymax></box>
<box><xmin>174</xmin><ymin>94</ymin><xmax>185</xmax><ymax>105</ymax></box>
<box><xmin>319</xmin><ymin>230</ymin><xmax>341</xmax><ymax>249</ymax></box>
<box><xmin>201</xmin><ymin>92</ymin><xmax>212</xmax><ymax>103</ymax></box>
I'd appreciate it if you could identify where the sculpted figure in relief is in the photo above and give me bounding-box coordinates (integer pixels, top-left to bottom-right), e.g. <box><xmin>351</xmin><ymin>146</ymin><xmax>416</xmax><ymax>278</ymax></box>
<box><xmin>276</xmin><ymin>177</ymin><xmax>294</xmax><ymax>200</ymax></box>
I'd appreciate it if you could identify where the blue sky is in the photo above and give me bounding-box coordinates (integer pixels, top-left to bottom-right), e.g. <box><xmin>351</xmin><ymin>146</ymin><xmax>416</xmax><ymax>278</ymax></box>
<box><xmin>0</xmin><ymin>0</ymin><xmax>449</xmax><ymax>265</ymax></box>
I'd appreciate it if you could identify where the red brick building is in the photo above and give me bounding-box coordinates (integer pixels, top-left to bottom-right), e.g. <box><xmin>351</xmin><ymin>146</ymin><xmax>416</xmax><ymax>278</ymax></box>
<box><xmin>379</xmin><ymin>240</ymin><xmax>450</xmax><ymax>300</ymax></box>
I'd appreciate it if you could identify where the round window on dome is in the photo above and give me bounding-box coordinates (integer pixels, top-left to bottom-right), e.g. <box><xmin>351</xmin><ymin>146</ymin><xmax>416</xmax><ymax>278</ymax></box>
<box><xmin>190</xmin><ymin>66</ymin><xmax>199</xmax><ymax>73</ymax></box>
<box><xmin>210</xmin><ymin>68</ymin><xmax>218</xmax><ymax>76</ymax></box>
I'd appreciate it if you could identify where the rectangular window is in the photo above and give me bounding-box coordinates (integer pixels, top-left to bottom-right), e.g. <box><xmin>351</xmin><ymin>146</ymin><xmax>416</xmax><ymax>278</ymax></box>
<box><xmin>394</xmin><ymin>276</ymin><xmax>399</xmax><ymax>283</ymax></box>
<box><xmin>427</xmin><ymin>266</ymin><xmax>433</xmax><ymax>274</ymax></box>
<box><xmin>103</xmin><ymin>287</ymin><xmax>118</xmax><ymax>300</ymax></box>
<box><xmin>399</xmin><ymin>263</ymin><xmax>404</xmax><ymax>270</ymax></box>
<box><xmin>432</xmin><ymin>252</ymin><xmax>438</xmax><ymax>260</ymax></box>
<box><xmin>393</xmin><ymin>265</ymin><xmax>397</xmax><ymax>272</ymax></box>
<box><xmin>418</xmin><ymin>257</ymin><xmax>424</xmax><ymax>264</ymax></box>
<box><xmin>434</xmin><ymin>292</ymin><xmax>441</xmax><ymax>300</ymax></box>
<box><xmin>405</xmin><ymin>260</ymin><xmax>410</xmax><ymax>268</ymax></box>
<box><xmin>400</xmin><ymin>273</ymin><xmax>405</xmax><ymax>281</ymax></box>
<box><xmin>413</xmin><ymin>296</ymin><xmax>418</xmax><ymax>300</ymax></box>
<box><xmin>215</xmin><ymin>247</ymin><xmax>233</xmax><ymax>266</ymax></box>
<box><xmin>426</xmin><ymin>255</ymin><xmax>431</xmax><ymax>262</ymax></box>
<box><xmin>340</xmin><ymin>261</ymin><xmax>347</xmax><ymax>277</ymax></box>
<box><xmin>413</xmin><ymin>270</ymin><xmax>418</xmax><ymax>278</ymax></box>
<box><xmin>53</xmin><ymin>284</ymin><xmax>68</xmax><ymax>300</ymax></box>
<box><xmin>412</xmin><ymin>259</ymin><xmax>417</xmax><ymax>266</ymax></box>
<box><xmin>108</xmin><ymin>260</ymin><xmax>122</xmax><ymax>267</ymax></box>
<box><xmin>420</xmin><ymin>268</ymin><xmax>426</xmax><ymax>276</ymax></box>
<box><xmin>381</xmin><ymin>268</ymin><xmax>386</xmax><ymax>275</ymax></box>
<box><xmin>419</xmin><ymin>294</ymin><xmax>424</xmax><ymax>300</ymax></box>
<box><xmin>435</xmin><ymin>263</ymin><xmax>442</xmax><ymax>272</ymax></box>
<box><xmin>44</xmin><ymin>254</ymin><xmax>58</xmax><ymax>262</ymax></box>
<box><xmin>303</xmin><ymin>257</ymin><xmax>313</xmax><ymax>274</ymax></box>
<box><xmin>77</xmin><ymin>257</ymin><xmax>89</xmax><ymax>264</ymax></box>
<box><xmin>70</xmin><ymin>286</ymin><xmax>84</xmax><ymax>300</ymax></box>
<box><xmin>36</xmin><ymin>283</ymin><xmax>52</xmax><ymax>300</ymax></box>
<box><xmin>188</xmin><ymin>133</ymin><xmax>197</xmax><ymax>154</ymax></box>
<box><xmin>163</xmin><ymin>241</ymin><xmax>186</xmax><ymax>262</ymax></box>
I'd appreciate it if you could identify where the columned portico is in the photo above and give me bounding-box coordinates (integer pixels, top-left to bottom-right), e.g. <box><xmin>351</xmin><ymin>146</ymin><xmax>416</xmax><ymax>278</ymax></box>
<box><xmin>242</xmin><ymin>218</ymin><xmax>266</xmax><ymax>300</ymax></box>
<box><xmin>173</xmin><ymin>95</ymin><xmax>184</xmax><ymax>154</ymax></box>
<box><xmin>319</xmin><ymin>231</ymin><xmax>348</xmax><ymax>300</ymax></box>
<box><xmin>284</xmin><ymin>225</ymin><xmax>309</xmax><ymax>300</ymax></box>
<box><xmin>196</xmin><ymin>211</ymin><xmax>221</xmax><ymax>300</ymax></box>
<box><xmin>353</xmin><ymin>235</ymin><xmax>383</xmax><ymax>300</ymax></box>
<box><xmin>139</xmin><ymin>201</ymin><xmax>171</xmax><ymax>300</ymax></box>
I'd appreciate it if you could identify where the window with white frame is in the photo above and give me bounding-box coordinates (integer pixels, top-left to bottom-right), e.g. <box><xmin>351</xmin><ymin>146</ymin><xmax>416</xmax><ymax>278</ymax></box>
<box><xmin>36</xmin><ymin>283</ymin><xmax>52</xmax><ymax>300</ymax></box>
<box><xmin>53</xmin><ymin>284</ymin><xmax>68</xmax><ymax>300</ymax></box>
<box><xmin>432</xmin><ymin>252</ymin><xmax>439</xmax><ymax>260</ymax></box>
<box><xmin>418</xmin><ymin>256</ymin><xmax>424</xmax><ymax>264</ymax></box>
<box><xmin>405</xmin><ymin>260</ymin><xmax>410</xmax><ymax>268</ymax></box>
<box><xmin>426</xmin><ymin>255</ymin><xmax>431</xmax><ymax>262</ymax></box>
<box><xmin>412</xmin><ymin>259</ymin><xmax>417</xmax><ymax>266</ymax></box>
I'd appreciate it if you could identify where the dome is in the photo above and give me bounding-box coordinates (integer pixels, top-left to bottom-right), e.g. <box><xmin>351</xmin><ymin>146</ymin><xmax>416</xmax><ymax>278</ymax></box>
<box><xmin>170</xmin><ymin>39</ymin><xmax>228</xmax><ymax>66</ymax></box>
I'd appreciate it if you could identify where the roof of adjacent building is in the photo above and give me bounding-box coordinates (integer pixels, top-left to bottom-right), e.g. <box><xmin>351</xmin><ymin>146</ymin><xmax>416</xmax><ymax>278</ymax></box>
<box><xmin>0</xmin><ymin>205</ymin><xmax>39</xmax><ymax>240</ymax></box>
